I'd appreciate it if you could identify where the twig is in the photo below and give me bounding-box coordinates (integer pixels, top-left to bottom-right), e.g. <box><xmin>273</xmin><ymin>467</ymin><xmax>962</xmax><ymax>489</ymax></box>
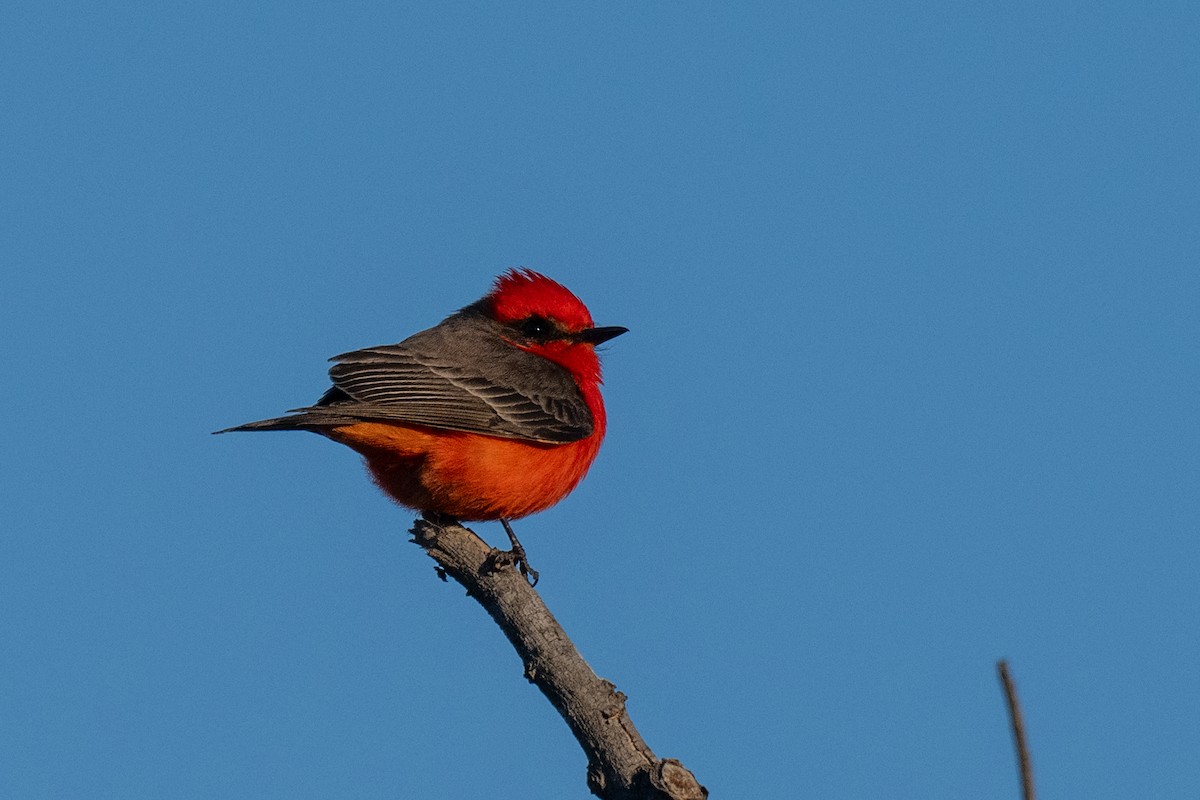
<box><xmin>997</xmin><ymin>659</ymin><xmax>1036</xmax><ymax>800</ymax></box>
<box><xmin>410</xmin><ymin>516</ymin><xmax>707</xmax><ymax>800</ymax></box>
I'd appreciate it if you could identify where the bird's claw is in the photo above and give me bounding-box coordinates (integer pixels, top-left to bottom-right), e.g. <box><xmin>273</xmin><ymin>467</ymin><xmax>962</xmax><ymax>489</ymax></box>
<box><xmin>512</xmin><ymin>545</ymin><xmax>539</xmax><ymax>587</ymax></box>
<box><xmin>498</xmin><ymin>518</ymin><xmax>539</xmax><ymax>586</ymax></box>
<box><xmin>487</xmin><ymin>543</ymin><xmax>539</xmax><ymax>586</ymax></box>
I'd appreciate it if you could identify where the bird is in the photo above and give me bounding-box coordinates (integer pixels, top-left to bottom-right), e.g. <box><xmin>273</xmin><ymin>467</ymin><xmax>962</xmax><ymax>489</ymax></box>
<box><xmin>216</xmin><ymin>269</ymin><xmax>627</xmax><ymax>583</ymax></box>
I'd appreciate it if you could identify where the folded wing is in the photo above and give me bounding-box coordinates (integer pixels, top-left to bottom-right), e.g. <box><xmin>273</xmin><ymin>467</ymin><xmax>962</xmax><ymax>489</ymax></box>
<box><xmin>219</xmin><ymin>312</ymin><xmax>594</xmax><ymax>443</ymax></box>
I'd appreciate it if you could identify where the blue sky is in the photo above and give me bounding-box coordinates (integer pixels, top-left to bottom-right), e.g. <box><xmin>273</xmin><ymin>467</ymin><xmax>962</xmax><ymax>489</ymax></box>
<box><xmin>3</xmin><ymin>3</ymin><xmax>1198</xmax><ymax>798</ymax></box>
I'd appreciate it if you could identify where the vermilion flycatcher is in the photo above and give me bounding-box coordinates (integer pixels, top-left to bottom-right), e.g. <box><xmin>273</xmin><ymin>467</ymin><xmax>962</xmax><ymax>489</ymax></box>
<box><xmin>217</xmin><ymin>269</ymin><xmax>626</xmax><ymax>581</ymax></box>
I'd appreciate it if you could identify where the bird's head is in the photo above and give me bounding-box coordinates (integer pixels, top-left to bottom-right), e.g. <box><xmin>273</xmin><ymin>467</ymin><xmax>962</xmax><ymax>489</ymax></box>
<box><xmin>483</xmin><ymin>269</ymin><xmax>627</xmax><ymax>381</ymax></box>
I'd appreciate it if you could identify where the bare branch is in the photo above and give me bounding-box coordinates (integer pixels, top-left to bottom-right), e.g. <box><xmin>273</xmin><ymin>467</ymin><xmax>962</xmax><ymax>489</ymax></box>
<box><xmin>410</xmin><ymin>517</ymin><xmax>707</xmax><ymax>800</ymax></box>
<box><xmin>997</xmin><ymin>659</ymin><xmax>1036</xmax><ymax>800</ymax></box>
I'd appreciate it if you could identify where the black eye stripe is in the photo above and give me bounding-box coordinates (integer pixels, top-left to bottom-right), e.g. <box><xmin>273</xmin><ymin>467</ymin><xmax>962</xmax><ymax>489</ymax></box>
<box><xmin>518</xmin><ymin>315</ymin><xmax>557</xmax><ymax>339</ymax></box>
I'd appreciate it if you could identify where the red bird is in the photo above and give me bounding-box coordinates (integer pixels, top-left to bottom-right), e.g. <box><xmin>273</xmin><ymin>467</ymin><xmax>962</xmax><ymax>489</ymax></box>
<box><xmin>218</xmin><ymin>269</ymin><xmax>626</xmax><ymax>581</ymax></box>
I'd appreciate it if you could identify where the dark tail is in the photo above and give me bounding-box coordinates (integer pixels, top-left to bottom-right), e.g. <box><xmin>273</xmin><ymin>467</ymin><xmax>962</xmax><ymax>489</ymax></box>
<box><xmin>213</xmin><ymin>416</ymin><xmax>308</xmax><ymax>434</ymax></box>
<box><xmin>212</xmin><ymin>408</ymin><xmax>362</xmax><ymax>435</ymax></box>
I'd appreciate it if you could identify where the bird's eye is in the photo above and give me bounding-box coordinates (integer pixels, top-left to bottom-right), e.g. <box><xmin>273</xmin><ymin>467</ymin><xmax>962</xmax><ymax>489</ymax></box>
<box><xmin>519</xmin><ymin>315</ymin><xmax>554</xmax><ymax>338</ymax></box>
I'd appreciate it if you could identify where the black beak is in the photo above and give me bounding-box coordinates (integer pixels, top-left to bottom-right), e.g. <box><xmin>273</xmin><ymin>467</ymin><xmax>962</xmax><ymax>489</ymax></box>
<box><xmin>577</xmin><ymin>325</ymin><xmax>629</xmax><ymax>345</ymax></box>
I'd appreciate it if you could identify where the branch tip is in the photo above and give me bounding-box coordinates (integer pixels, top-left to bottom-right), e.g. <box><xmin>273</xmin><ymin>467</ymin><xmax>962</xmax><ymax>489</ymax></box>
<box><xmin>997</xmin><ymin>659</ymin><xmax>1036</xmax><ymax>800</ymax></box>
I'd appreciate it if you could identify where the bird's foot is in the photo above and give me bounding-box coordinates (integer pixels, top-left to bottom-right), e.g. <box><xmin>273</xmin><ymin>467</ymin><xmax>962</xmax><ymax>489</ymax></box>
<box><xmin>498</xmin><ymin>518</ymin><xmax>539</xmax><ymax>586</ymax></box>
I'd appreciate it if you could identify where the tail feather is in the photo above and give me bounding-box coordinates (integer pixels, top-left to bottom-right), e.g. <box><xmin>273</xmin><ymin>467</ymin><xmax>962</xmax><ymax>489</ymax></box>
<box><xmin>212</xmin><ymin>409</ymin><xmax>361</xmax><ymax>435</ymax></box>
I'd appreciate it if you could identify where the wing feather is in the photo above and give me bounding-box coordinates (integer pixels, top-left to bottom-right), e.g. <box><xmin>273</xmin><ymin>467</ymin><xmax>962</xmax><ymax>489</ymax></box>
<box><xmin>306</xmin><ymin>311</ymin><xmax>593</xmax><ymax>443</ymax></box>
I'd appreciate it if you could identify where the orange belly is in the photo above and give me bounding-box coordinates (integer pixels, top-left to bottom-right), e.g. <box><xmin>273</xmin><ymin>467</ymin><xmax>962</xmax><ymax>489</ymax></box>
<box><xmin>325</xmin><ymin>421</ymin><xmax>603</xmax><ymax>520</ymax></box>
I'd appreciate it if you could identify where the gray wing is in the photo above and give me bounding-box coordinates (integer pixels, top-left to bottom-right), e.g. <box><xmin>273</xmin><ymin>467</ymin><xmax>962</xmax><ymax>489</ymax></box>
<box><xmin>308</xmin><ymin>312</ymin><xmax>594</xmax><ymax>443</ymax></box>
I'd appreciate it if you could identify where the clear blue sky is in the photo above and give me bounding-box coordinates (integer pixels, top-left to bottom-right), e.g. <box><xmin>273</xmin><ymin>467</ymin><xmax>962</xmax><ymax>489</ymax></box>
<box><xmin>4</xmin><ymin>3</ymin><xmax>1198</xmax><ymax>798</ymax></box>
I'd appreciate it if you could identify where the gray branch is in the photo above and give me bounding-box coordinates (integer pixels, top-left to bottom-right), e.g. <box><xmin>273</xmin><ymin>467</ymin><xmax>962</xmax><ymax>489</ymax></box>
<box><xmin>410</xmin><ymin>517</ymin><xmax>707</xmax><ymax>800</ymax></box>
<box><xmin>997</xmin><ymin>659</ymin><xmax>1036</xmax><ymax>800</ymax></box>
